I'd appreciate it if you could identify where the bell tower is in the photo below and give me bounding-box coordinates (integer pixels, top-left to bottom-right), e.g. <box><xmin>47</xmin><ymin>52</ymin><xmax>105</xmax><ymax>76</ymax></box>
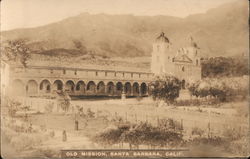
<box><xmin>151</xmin><ymin>32</ymin><xmax>172</xmax><ymax>75</ymax></box>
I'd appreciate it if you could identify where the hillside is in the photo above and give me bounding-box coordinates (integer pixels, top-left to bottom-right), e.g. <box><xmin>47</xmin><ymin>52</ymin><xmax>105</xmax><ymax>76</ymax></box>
<box><xmin>1</xmin><ymin>0</ymin><xmax>248</xmax><ymax>58</ymax></box>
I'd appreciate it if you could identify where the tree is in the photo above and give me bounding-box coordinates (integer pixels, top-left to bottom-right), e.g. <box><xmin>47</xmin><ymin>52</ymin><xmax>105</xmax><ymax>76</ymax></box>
<box><xmin>201</xmin><ymin>57</ymin><xmax>248</xmax><ymax>78</ymax></box>
<box><xmin>2</xmin><ymin>39</ymin><xmax>31</xmax><ymax>67</ymax></box>
<box><xmin>150</xmin><ymin>75</ymin><xmax>181</xmax><ymax>105</ymax></box>
<box><xmin>72</xmin><ymin>39</ymin><xmax>87</xmax><ymax>54</ymax></box>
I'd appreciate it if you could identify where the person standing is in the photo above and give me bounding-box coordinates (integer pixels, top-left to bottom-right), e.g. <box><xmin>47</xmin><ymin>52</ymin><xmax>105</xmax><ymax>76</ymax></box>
<box><xmin>75</xmin><ymin>120</ymin><xmax>79</xmax><ymax>131</ymax></box>
<box><xmin>62</xmin><ymin>130</ymin><xmax>67</xmax><ymax>142</ymax></box>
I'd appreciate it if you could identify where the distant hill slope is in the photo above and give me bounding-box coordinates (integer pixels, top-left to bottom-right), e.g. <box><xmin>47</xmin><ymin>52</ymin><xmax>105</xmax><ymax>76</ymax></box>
<box><xmin>1</xmin><ymin>0</ymin><xmax>248</xmax><ymax>58</ymax></box>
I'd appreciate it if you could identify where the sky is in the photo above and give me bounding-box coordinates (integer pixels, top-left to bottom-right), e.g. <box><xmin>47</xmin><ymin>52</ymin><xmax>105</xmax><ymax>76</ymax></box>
<box><xmin>1</xmin><ymin>0</ymin><xmax>237</xmax><ymax>31</ymax></box>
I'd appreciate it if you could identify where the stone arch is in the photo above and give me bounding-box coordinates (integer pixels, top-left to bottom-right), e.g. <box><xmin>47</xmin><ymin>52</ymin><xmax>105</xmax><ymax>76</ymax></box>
<box><xmin>116</xmin><ymin>82</ymin><xmax>123</xmax><ymax>95</ymax></box>
<box><xmin>65</xmin><ymin>80</ymin><xmax>75</xmax><ymax>93</ymax></box>
<box><xmin>132</xmin><ymin>82</ymin><xmax>140</xmax><ymax>96</ymax></box>
<box><xmin>40</xmin><ymin>79</ymin><xmax>51</xmax><ymax>93</ymax></box>
<box><xmin>27</xmin><ymin>80</ymin><xmax>38</xmax><ymax>95</ymax></box>
<box><xmin>107</xmin><ymin>81</ymin><xmax>115</xmax><ymax>95</ymax></box>
<box><xmin>76</xmin><ymin>81</ymin><xmax>85</xmax><ymax>94</ymax></box>
<box><xmin>12</xmin><ymin>79</ymin><xmax>25</xmax><ymax>96</ymax></box>
<box><xmin>124</xmin><ymin>82</ymin><xmax>131</xmax><ymax>96</ymax></box>
<box><xmin>141</xmin><ymin>82</ymin><xmax>147</xmax><ymax>95</ymax></box>
<box><xmin>52</xmin><ymin>80</ymin><xmax>63</xmax><ymax>91</ymax></box>
<box><xmin>86</xmin><ymin>81</ymin><xmax>96</xmax><ymax>94</ymax></box>
<box><xmin>97</xmin><ymin>81</ymin><xmax>105</xmax><ymax>94</ymax></box>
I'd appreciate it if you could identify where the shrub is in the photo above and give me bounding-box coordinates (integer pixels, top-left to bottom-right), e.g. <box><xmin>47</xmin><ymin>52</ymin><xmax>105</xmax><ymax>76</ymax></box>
<box><xmin>191</xmin><ymin>127</ymin><xmax>205</xmax><ymax>137</ymax></box>
<box><xmin>150</xmin><ymin>75</ymin><xmax>181</xmax><ymax>105</ymax></box>
<box><xmin>93</xmin><ymin>125</ymin><xmax>124</xmax><ymax>146</ymax></box>
<box><xmin>188</xmin><ymin>136</ymin><xmax>227</xmax><ymax>147</ymax></box>
<box><xmin>187</xmin><ymin>77</ymin><xmax>248</xmax><ymax>102</ymax></box>
<box><xmin>6</xmin><ymin>98</ymin><xmax>22</xmax><ymax>117</ymax></box>
<box><xmin>86</xmin><ymin>108</ymin><xmax>95</xmax><ymax>118</ymax></box>
<box><xmin>158</xmin><ymin>118</ymin><xmax>183</xmax><ymax>132</ymax></box>
<box><xmin>93</xmin><ymin>121</ymin><xmax>184</xmax><ymax>148</ymax></box>
<box><xmin>222</xmin><ymin>126</ymin><xmax>247</xmax><ymax>141</ymax></box>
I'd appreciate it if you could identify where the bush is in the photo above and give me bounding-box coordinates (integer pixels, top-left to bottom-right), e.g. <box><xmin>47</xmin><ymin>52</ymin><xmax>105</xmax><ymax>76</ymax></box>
<box><xmin>175</xmin><ymin>99</ymin><xmax>221</xmax><ymax>106</ymax></box>
<box><xmin>86</xmin><ymin>108</ymin><xmax>95</xmax><ymax>118</ymax></box>
<box><xmin>188</xmin><ymin>136</ymin><xmax>227</xmax><ymax>147</ymax></box>
<box><xmin>6</xmin><ymin>98</ymin><xmax>22</xmax><ymax>117</ymax></box>
<box><xmin>150</xmin><ymin>75</ymin><xmax>181</xmax><ymax>105</ymax></box>
<box><xmin>158</xmin><ymin>118</ymin><xmax>183</xmax><ymax>132</ymax></box>
<box><xmin>187</xmin><ymin>77</ymin><xmax>248</xmax><ymax>102</ymax></box>
<box><xmin>93</xmin><ymin>121</ymin><xmax>184</xmax><ymax>148</ymax></box>
<box><xmin>191</xmin><ymin>127</ymin><xmax>205</xmax><ymax>137</ymax></box>
<box><xmin>222</xmin><ymin>126</ymin><xmax>247</xmax><ymax>141</ymax></box>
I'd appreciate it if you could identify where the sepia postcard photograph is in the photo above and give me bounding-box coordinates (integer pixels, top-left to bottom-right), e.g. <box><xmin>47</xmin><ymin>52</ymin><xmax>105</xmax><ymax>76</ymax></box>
<box><xmin>0</xmin><ymin>0</ymin><xmax>249</xmax><ymax>158</ymax></box>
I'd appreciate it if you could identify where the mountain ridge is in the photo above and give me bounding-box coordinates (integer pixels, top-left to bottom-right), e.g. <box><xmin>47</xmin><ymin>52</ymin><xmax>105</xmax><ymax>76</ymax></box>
<box><xmin>1</xmin><ymin>0</ymin><xmax>248</xmax><ymax>58</ymax></box>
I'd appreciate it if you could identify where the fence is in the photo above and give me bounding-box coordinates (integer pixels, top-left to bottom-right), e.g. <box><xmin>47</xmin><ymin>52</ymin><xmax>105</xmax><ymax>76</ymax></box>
<box><xmin>96</xmin><ymin>108</ymin><xmax>248</xmax><ymax>138</ymax></box>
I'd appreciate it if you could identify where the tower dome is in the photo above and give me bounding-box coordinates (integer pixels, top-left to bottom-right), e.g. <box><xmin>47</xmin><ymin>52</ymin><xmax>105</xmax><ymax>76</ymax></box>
<box><xmin>155</xmin><ymin>32</ymin><xmax>170</xmax><ymax>43</ymax></box>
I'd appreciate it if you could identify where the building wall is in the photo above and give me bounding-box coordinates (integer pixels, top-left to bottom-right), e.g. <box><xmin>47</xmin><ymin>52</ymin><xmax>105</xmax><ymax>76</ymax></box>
<box><xmin>151</xmin><ymin>39</ymin><xmax>202</xmax><ymax>83</ymax></box>
<box><xmin>7</xmin><ymin>65</ymin><xmax>153</xmax><ymax>97</ymax></box>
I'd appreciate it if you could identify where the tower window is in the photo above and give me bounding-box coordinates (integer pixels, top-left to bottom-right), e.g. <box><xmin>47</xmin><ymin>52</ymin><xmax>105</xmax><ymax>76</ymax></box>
<box><xmin>196</xmin><ymin>59</ymin><xmax>199</xmax><ymax>66</ymax></box>
<box><xmin>96</xmin><ymin>72</ymin><xmax>98</xmax><ymax>76</ymax></box>
<box><xmin>75</xmin><ymin>70</ymin><xmax>77</xmax><ymax>75</ymax></box>
<box><xmin>105</xmin><ymin>72</ymin><xmax>107</xmax><ymax>76</ymax></box>
<box><xmin>157</xmin><ymin>45</ymin><xmax>160</xmax><ymax>52</ymax></box>
<box><xmin>114</xmin><ymin>72</ymin><xmax>117</xmax><ymax>77</ymax></box>
<box><xmin>51</xmin><ymin>69</ymin><xmax>53</xmax><ymax>74</ymax></box>
<box><xmin>131</xmin><ymin>73</ymin><xmax>133</xmax><ymax>78</ymax></box>
<box><xmin>63</xmin><ymin>69</ymin><xmax>66</xmax><ymax>74</ymax></box>
<box><xmin>123</xmin><ymin>73</ymin><xmax>125</xmax><ymax>77</ymax></box>
<box><xmin>182</xmin><ymin>66</ymin><xmax>185</xmax><ymax>72</ymax></box>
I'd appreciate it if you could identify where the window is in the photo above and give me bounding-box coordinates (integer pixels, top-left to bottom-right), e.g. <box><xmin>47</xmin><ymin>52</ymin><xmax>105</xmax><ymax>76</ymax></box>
<box><xmin>50</xmin><ymin>69</ymin><xmax>53</xmax><ymax>74</ymax></box>
<box><xmin>96</xmin><ymin>72</ymin><xmax>98</xmax><ymax>76</ymax></box>
<box><xmin>74</xmin><ymin>70</ymin><xmax>77</xmax><ymax>75</ymax></box>
<box><xmin>105</xmin><ymin>72</ymin><xmax>107</xmax><ymax>76</ymax></box>
<box><xmin>114</xmin><ymin>72</ymin><xmax>117</xmax><ymax>77</ymax></box>
<box><xmin>123</xmin><ymin>73</ymin><xmax>125</xmax><ymax>77</ymax></box>
<box><xmin>172</xmin><ymin>58</ymin><xmax>174</xmax><ymax>62</ymax></box>
<box><xmin>131</xmin><ymin>73</ymin><xmax>133</xmax><ymax>78</ymax></box>
<box><xmin>139</xmin><ymin>74</ymin><xmax>141</xmax><ymax>78</ymax></box>
<box><xmin>46</xmin><ymin>85</ymin><xmax>50</xmax><ymax>91</ymax></box>
<box><xmin>196</xmin><ymin>59</ymin><xmax>199</xmax><ymax>66</ymax></box>
<box><xmin>157</xmin><ymin>45</ymin><xmax>160</xmax><ymax>52</ymax></box>
<box><xmin>182</xmin><ymin>66</ymin><xmax>185</xmax><ymax>72</ymax></box>
<box><xmin>63</xmin><ymin>69</ymin><xmax>66</xmax><ymax>74</ymax></box>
